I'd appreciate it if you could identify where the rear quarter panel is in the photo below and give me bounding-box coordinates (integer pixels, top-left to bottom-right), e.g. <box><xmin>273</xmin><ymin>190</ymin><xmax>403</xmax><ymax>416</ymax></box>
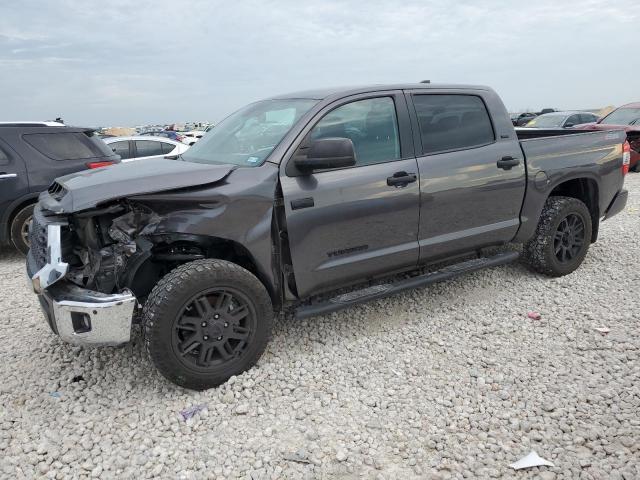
<box><xmin>515</xmin><ymin>130</ymin><xmax>626</xmax><ymax>242</ymax></box>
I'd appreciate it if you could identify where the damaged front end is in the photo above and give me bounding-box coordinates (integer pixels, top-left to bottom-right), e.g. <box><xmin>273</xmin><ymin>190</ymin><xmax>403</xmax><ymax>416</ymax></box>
<box><xmin>66</xmin><ymin>202</ymin><xmax>161</xmax><ymax>295</ymax></box>
<box><xmin>28</xmin><ymin>201</ymin><xmax>164</xmax><ymax>346</ymax></box>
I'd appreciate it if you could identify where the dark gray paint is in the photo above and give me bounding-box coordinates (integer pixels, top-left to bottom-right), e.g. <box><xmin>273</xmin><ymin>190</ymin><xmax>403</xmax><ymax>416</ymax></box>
<box><xmin>514</xmin><ymin>129</ymin><xmax>626</xmax><ymax>242</ymax></box>
<box><xmin>404</xmin><ymin>88</ymin><xmax>526</xmax><ymax>260</ymax></box>
<box><xmin>41</xmin><ymin>159</ymin><xmax>236</xmax><ymax>213</ymax></box>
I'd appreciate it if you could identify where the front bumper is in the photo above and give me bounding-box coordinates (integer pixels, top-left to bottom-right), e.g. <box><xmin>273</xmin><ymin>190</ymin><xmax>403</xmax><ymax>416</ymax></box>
<box><xmin>604</xmin><ymin>189</ymin><xmax>628</xmax><ymax>220</ymax></box>
<box><xmin>28</xmin><ymin>220</ymin><xmax>137</xmax><ymax>346</ymax></box>
<box><xmin>35</xmin><ymin>282</ymin><xmax>136</xmax><ymax>346</ymax></box>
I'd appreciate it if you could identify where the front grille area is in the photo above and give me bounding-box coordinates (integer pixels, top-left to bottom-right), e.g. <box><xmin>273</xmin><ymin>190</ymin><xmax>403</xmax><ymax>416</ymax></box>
<box><xmin>29</xmin><ymin>207</ymin><xmax>49</xmax><ymax>270</ymax></box>
<box><xmin>29</xmin><ymin>206</ymin><xmax>73</xmax><ymax>271</ymax></box>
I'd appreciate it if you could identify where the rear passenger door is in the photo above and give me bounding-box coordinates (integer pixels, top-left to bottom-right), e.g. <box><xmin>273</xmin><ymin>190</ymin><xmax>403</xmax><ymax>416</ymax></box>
<box><xmin>407</xmin><ymin>91</ymin><xmax>526</xmax><ymax>262</ymax></box>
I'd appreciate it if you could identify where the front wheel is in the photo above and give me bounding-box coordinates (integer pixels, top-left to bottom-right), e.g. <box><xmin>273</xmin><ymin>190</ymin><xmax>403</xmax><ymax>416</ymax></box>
<box><xmin>524</xmin><ymin>196</ymin><xmax>592</xmax><ymax>277</ymax></box>
<box><xmin>143</xmin><ymin>259</ymin><xmax>273</xmax><ymax>390</ymax></box>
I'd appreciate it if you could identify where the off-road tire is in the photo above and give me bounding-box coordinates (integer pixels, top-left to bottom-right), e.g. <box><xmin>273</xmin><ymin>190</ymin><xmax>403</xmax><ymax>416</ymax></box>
<box><xmin>524</xmin><ymin>196</ymin><xmax>592</xmax><ymax>277</ymax></box>
<box><xmin>143</xmin><ymin>259</ymin><xmax>273</xmax><ymax>390</ymax></box>
<box><xmin>10</xmin><ymin>203</ymin><xmax>35</xmax><ymax>255</ymax></box>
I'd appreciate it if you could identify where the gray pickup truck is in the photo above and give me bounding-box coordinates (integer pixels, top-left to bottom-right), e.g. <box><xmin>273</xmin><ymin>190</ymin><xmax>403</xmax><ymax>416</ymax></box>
<box><xmin>27</xmin><ymin>84</ymin><xmax>629</xmax><ymax>389</ymax></box>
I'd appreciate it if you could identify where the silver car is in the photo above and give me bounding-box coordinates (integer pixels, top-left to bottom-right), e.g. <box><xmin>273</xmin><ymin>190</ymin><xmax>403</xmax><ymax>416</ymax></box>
<box><xmin>104</xmin><ymin>136</ymin><xmax>189</xmax><ymax>162</ymax></box>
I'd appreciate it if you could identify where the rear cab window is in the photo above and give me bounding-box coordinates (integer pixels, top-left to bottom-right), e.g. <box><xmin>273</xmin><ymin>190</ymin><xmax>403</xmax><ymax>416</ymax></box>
<box><xmin>23</xmin><ymin>131</ymin><xmax>115</xmax><ymax>160</ymax></box>
<box><xmin>412</xmin><ymin>94</ymin><xmax>495</xmax><ymax>154</ymax></box>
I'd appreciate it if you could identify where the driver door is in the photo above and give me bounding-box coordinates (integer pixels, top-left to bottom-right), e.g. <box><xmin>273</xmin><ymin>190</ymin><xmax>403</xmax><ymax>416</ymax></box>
<box><xmin>280</xmin><ymin>93</ymin><xmax>421</xmax><ymax>298</ymax></box>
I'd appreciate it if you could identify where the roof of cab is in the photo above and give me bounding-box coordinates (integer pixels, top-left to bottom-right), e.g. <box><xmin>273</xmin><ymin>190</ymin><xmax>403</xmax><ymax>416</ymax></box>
<box><xmin>269</xmin><ymin>83</ymin><xmax>491</xmax><ymax>101</ymax></box>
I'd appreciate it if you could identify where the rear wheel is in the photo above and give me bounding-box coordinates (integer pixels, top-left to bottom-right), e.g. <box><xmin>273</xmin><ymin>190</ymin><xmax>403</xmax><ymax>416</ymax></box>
<box><xmin>143</xmin><ymin>259</ymin><xmax>273</xmax><ymax>390</ymax></box>
<box><xmin>10</xmin><ymin>203</ymin><xmax>35</xmax><ymax>255</ymax></box>
<box><xmin>524</xmin><ymin>196</ymin><xmax>592</xmax><ymax>277</ymax></box>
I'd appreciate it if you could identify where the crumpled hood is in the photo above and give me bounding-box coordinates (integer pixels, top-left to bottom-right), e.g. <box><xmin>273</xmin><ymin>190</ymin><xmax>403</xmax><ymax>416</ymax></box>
<box><xmin>40</xmin><ymin>158</ymin><xmax>235</xmax><ymax>213</ymax></box>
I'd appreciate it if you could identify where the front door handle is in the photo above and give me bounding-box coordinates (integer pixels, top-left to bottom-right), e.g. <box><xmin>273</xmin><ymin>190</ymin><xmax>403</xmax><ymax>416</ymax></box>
<box><xmin>497</xmin><ymin>156</ymin><xmax>520</xmax><ymax>170</ymax></box>
<box><xmin>0</xmin><ymin>173</ymin><xmax>18</xmax><ymax>179</ymax></box>
<box><xmin>387</xmin><ymin>171</ymin><xmax>417</xmax><ymax>187</ymax></box>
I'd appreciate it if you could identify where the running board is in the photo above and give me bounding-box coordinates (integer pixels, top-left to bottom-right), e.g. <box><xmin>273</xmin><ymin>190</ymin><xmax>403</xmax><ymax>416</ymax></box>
<box><xmin>294</xmin><ymin>251</ymin><xmax>519</xmax><ymax>320</ymax></box>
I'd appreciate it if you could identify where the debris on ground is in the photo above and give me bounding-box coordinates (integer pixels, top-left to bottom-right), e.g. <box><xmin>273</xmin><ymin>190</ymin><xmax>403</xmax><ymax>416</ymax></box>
<box><xmin>509</xmin><ymin>451</ymin><xmax>555</xmax><ymax>470</ymax></box>
<box><xmin>594</xmin><ymin>327</ymin><xmax>610</xmax><ymax>336</ymax></box>
<box><xmin>283</xmin><ymin>449</ymin><xmax>312</xmax><ymax>464</ymax></box>
<box><xmin>179</xmin><ymin>404</ymin><xmax>207</xmax><ymax>421</ymax></box>
<box><xmin>71</xmin><ymin>375</ymin><xmax>84</xmax><ymax>383</ymax></box>
<box><xmin>527</xmin><ymin>311</ymin><xmax>542</xmax><ymax>320</ymax></box>
<box><xmin>48</xmin><ymin>392</ymin><xmax>61</xmax><ymax>398</ymax></box>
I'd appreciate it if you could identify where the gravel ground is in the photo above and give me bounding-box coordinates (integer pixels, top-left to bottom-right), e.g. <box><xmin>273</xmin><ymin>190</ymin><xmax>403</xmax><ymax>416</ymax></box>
<box><xmin>1</xmin><ymin>174</ymin><xmax>639</xmax><ymax>480</ymax></box>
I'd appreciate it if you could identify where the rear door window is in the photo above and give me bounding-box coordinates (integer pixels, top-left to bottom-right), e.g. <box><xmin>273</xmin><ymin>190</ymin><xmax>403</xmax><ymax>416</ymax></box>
<box><xmin>109</xmin><ymin>141</ymin><xmax>132</xmax><ymax>159</ymax></box>
<box><xmin>23</xmin><ymin>132</ymin><xmax>114</xmax><ymax>160</ymax></box>
<box><xmin>160</xmin><ymin>142</ymin><xmax>176</xmax><ymax>154</ymax></box>
<box><xmin>412</xmin><ymin>94</ymin><xmax>495</xmax><ymax>154</ymax></box>
<box><xmin>135</xmin><ymin>140</ymin><xmax>165</xmax><ymax>157</ymax></box>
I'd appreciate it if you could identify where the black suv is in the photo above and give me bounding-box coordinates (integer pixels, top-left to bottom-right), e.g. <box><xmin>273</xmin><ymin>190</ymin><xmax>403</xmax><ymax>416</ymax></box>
<box><xmin>0</xmin><ymin>122</ymin><xmax>120</xmax><ymax>253</ymax></box>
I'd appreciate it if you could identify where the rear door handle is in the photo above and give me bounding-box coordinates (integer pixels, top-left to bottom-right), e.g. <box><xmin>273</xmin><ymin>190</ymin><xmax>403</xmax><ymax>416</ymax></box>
<box><xmin>496</xmin><ymin>156</ymin><xmax>520</xmax><ymax>170</ymax></box>
<box><xmin>0</xmin><ymin>173</ymin><xmax>17</xmax><ymax>179</ymax></box>
<box><xmin>387</xmin><ymin>171</ymin><xmax>417</xmax><ymax>187</ymax></box>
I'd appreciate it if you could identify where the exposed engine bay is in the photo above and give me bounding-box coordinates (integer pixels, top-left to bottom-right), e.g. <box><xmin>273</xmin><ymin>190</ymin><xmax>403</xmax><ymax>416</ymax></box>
<box><xmin>62</xmin><ymin>202</ymin><xmax>157</xmax><ymax>294</ymax></box>
<box><xmin>60</xmin><ymin>201</ymin><xmax>206</xmax><ymax>299</ymax></box>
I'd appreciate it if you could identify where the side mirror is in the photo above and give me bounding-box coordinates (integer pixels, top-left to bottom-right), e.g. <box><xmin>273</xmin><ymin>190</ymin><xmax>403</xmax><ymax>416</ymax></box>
<box><xmin>294</xmin><ymin>137</ymin><xmax>356</xmax><ymax>172</ymax></box>
<box><xmin>564</xmin><ymin>123</ymin><xmax>575</xmax><ymax>128</ymax></box>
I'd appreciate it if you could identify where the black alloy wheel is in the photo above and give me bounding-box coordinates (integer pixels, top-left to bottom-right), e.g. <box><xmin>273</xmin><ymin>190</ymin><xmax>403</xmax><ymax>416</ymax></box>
<box><xmin>553</xmin><ymin>213</ymin><xmax>585</xmax><ymax>264</ymax></box>
<box><xmin>143</xmin><ymin>259</ymin><xmax>273</xmax><ymax>390</ymax></box>
<box><xmin>173</xmin><ymin>288</ymin><xmax>256</xmax><ymax>370</ymax></box>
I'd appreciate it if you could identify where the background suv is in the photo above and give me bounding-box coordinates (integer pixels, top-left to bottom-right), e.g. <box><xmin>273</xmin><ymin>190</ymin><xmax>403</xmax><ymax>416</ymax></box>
<box><xmin>0</xmin><ymin>122</ymin><xmax>120</xmax><ymax>254</ymax></box>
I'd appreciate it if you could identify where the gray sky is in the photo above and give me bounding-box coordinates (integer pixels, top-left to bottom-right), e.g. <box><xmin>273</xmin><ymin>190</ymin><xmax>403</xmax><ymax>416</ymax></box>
<box><xmin>1</xmin><ymin>0</ymin><xmax>638</xmax><ymax>126</ymax></box>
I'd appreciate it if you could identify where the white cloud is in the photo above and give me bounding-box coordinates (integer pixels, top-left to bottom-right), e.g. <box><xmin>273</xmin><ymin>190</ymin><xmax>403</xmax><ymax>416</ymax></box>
<box><xmin>0</xmin><ymin>0</ymin><xmax>638</xmax><ymax>124</ymax></box>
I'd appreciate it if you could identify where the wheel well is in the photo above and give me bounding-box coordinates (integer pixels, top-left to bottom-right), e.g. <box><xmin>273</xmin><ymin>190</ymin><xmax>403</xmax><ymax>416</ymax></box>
<box><xmin>128</xmin><ymin>235</ymin><xmax>276</xmax><ymax>306</ymax></box>
<box><xmin>549</xmin><ymin>178</ymin><xmax>599</xmax><ymax>242</ymax></box>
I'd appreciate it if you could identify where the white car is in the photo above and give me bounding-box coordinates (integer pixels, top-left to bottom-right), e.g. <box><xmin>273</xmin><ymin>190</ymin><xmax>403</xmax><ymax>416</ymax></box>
<box><xmin>104</xmin><ymin>136</ymin><xmax>189</xmax><ymax>162</ymax></box>
<box><xmin>180</xmin><ymin>130</ymin><xmax>205</xmax><ymax>146</ymax></box>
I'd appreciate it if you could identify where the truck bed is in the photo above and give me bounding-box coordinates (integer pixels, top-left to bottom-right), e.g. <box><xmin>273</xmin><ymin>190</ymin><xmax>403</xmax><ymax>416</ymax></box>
<box><xmin>514</xmin><ymin>128</ymin><xmax>627</xmax><ymax>244</ymax></box>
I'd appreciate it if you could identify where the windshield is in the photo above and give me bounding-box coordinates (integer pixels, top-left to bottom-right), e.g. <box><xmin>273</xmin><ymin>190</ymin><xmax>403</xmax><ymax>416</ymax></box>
<box><xmin>181</xmin><ymin>99</ymin><xmax>317</xmax><ymax>166</ymax></box>
<box><xmin>600</xmin><ymin>107</ymin><xmax>640</xmax><ymax>125</ymax></box>
<box><xmin>524</xmin><ymin>113</ymin><xmax>567</xmax><ymax>128</ymax></box>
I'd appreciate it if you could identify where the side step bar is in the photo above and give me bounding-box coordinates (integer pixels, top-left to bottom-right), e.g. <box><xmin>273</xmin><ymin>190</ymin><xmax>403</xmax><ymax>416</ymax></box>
<box><xmin>294</xmin><ymin>251</ymin><xmax>519</xmax><ymax>320</ymax></box>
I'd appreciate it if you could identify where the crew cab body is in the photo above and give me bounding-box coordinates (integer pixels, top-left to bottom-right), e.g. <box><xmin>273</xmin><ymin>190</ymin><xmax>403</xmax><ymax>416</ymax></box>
<box><xmin>26</xmin><ymin>84</ymin><xmax>628</xmax><ymax>389</ymax></box>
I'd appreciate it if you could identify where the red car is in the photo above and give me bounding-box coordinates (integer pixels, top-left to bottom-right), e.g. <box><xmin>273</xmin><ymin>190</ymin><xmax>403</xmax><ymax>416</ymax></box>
<box><xmin>574</xmin><ymin>103</ymin><xmax>640</xmax><ymax>171</ymax></box>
